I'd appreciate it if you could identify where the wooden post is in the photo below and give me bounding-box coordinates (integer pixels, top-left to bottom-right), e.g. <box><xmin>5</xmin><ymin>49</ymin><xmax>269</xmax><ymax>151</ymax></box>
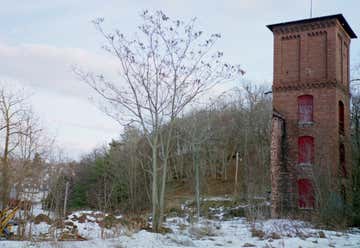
<box><xmin>234</xmin><ymin>152</ymin><xmax>239</xmax><ymax>194</ymax></box>
<box><xmin>63</xmin><ymin>181</ymin><xmax>69</xmax><ymax>217</ymax></box>
<box><xmin>194</xmin><ymin>144</ymin><xmax>201</xmax><ymax>220</ymax></box>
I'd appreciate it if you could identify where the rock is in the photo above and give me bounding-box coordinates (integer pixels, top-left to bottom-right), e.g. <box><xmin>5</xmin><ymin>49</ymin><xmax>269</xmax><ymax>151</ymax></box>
<box><xmin>243</xmin><ymin>243</ymin><xmax>256</xmax><ymax>247</ymax></box>
<box><xmin>298</xmin><ymin>232</ymin><xmax>309</xmax><ymax>240</ymax></box>
<box><xmin>76</xmin><ymin>234</ymin><xmax>87</xmax><ymax>241</ymax></box>
<box><xmin>270</xmin><ymin>232</ymin><xmax>281</xmax><ymax>239</ymax></box>
<box><xmin>53</xmin><ymin>219</ymin><xmax>65</xmax><ymax>228</ymax></box>
<box><xmin>34</xmin><ymin>214</ymin><xmax>51</xmax><ymax>225</ymax></box>
<box><xmin>64</xmin><ymin>221</ymin><xmax>74</xmax><ymax>226</ymax></box>
<box><xmin>78</xmin><ymin>214</ymin><xmax>87</xmax><ymax>223</ymax></box>
<box><xmin>59</xmin><ymin>232</ymin><xmax>75</xmax><ymax>241</ymax></box>
<box><xmin>318</xmin><ymin>231</ymin><xmax>326</xmax><ymax>238</ymax></box>
<box><xmin>250</xmin><ymin>228</ymin><xmax>265</xmax><ymax>239</ymax></box>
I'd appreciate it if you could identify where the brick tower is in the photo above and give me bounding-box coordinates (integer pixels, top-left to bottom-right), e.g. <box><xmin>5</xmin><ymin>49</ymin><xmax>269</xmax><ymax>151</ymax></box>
<box><xmin>267</xmin><ymin>14</ymin><xmax>357</xmax><ymax>218</ymax></box>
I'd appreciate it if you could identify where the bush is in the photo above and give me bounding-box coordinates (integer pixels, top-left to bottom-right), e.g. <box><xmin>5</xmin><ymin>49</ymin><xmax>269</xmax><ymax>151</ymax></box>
<box><xmin>351</xmin><ymin>184</ymin><xmax>360</xmax><ymax>227</ymax></box>
<box><xmin>318</xmin><ymin>192</ymin><xmax>350</xmax><ymax>229</ymax></box>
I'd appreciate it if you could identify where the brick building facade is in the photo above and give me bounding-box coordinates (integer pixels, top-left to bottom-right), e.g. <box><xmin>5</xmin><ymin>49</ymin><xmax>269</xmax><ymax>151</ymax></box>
<box><xmin>267</xmin><ymin>14</ymin><xmax>357</xmax><ymax>218</ymax></box>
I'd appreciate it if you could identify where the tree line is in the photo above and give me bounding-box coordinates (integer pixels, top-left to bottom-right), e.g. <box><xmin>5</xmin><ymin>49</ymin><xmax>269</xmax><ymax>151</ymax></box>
<box><xmin>47</xmin><ymin>84</ymin><xmax>272</xmax><ymax>220</ymax></box>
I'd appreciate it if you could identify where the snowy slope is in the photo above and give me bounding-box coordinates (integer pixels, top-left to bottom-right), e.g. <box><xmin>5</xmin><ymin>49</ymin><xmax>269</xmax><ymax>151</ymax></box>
<box><xmin>1</xmin><ymin>217</ymin><xmax>360</xmax><ymax>247</ymax></box>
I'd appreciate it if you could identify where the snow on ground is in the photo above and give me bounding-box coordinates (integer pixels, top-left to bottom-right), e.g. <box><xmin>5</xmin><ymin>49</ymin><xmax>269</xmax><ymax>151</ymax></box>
<box><xmin>1</xmin><ymin>216</ymin><xmax>360</xmax><ymax>247</ymax></box>
<box><xmin>3</xmin><ymin>195</ymin><xmax>360</xmax><ymax>247</ymax></box>
<box><xmin>27</xmin><ymin>222</ymin><xmax>52</xmax><ymax>237</ymax></box>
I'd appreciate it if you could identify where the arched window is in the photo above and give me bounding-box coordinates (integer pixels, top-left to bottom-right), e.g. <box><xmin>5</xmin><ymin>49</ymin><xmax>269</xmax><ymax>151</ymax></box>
<box><xmin>298</xmin><ymin>179</ymin><xmax>315</xmax><ymax>209</ymax></box>
<box><xmin>298</xmin><ymin>95</ymin><xmax>313</xmax><ymax>123</ymax></box>
<box><xmin>339</xmin><ymin>101</ymin><xmax>345</xmax><ymax>134</ymax></box>
<box><xmin>298</xmin><ymin>136</ymin><xmax>314</xmax><ymax>164</ymax></box>
<box><xmin>339</xmin><ymin>143</ymin><xmax>347</xmax><ymax>177</ymax></box>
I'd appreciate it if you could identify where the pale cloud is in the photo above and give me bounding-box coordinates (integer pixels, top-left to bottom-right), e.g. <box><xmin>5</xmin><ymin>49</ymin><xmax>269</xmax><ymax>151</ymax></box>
<box><xmin>0</xmin><ymin>0</ymin><xmax>359</xmax><ymax>159</ymax></box>
<box><xmin>0</xmin><ymin>42</ymin><xmax>121</xmax><ymax>159</ymax></box>
<box><xmin>0</xmin><ymin>42</ymin><xmax>119</xmax><ymax>98</ymax></box>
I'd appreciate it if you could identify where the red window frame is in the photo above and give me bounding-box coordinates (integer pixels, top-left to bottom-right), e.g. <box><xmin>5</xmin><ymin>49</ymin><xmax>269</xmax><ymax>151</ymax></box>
<box><xmin>298</xmin><ymin>95</ymin><xmax>313</xmax><ymax>123</ymax></box>
<box><xmin>298</xmin><ymin>179</ymin><xmax>315</xmax><ymax>209</ymax></box>
<box><xmin>298</xmin><ymin>136</ymin><xmax>314</xmax><ymax>164</ymax></box>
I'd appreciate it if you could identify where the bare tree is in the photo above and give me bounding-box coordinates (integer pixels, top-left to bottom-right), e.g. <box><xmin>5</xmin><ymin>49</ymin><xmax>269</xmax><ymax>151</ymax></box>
<box><xmin>0</xmin><ymin>87</ymin><xmax>33</xmax><ymax>207</ymax></box>
<box><xmin>14</xmin><ymin>111</ymin><xmax>54</xmax><ymax>194</ymax></box>
<box><xmin>75</xmin><ymin>10</ymin><xmax>243</xmax><ymax>231</ymax></box>
<box><xmin>180</xmin><ymin>109</ymin><xmax>212</xmax><ymax>220</ymax></box>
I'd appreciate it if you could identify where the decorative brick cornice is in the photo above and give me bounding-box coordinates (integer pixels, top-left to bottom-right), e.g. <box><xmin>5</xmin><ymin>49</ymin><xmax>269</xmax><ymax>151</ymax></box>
<box><xmin>272</xmin><ymin>20</ymin><xmax>335</xmax><ymax>36</ymax></box>
<box><xmin>307</xmin><ymin>30</ymin><xmax>327</xmax><ymax>37</ymax></box>
<box><xmin>281</xmin><ymin>34</ymin><xmax>300</xmax><ymax>40</ymax></box>
<box><xmin>272</xmin><ymin>81</ymin><xmax>349</xmax><ymax>93</ymax></box>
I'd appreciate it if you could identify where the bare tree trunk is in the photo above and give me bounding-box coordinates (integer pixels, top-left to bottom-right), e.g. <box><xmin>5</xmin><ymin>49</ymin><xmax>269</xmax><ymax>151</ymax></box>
<box><xmin>222</xmin><ymin>150</ymin><xmax>227</xmax><ymax>181</ymax></box>
<box><xmin>159</xmin><ymin>158</ymin><xmax>168</xmax><ymax>227</ymax></box>
<box><xmin>151</xmin><ymin>138</ymin><xmax>159</xmax><ymax>231</ymax></box>
<box><xmin>63</xmin><ymin>181</ymin><xmax>69</xmax><ymax>217</ymax></box>
<box><xmin>1</xmin><ymin>122</ymin><xmax>10</xmax><ymax>207</ymax></box>
<box><xmin>159</xmin><ymin>124</ymin><xmax>175</xmax><ymax>228</ymax></box>
<box><xmin>194</xmin><ymin>144</ymin><xmax>201</xmax><ymax>220</ymax></box>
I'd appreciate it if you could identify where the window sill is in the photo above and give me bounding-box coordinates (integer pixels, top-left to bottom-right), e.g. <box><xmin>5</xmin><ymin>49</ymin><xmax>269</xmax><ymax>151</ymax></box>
<box><xmin>298</xmin><ymin>121</ymin><xmax>314</xmax><ymax>128</ymax></box>
<box><xmin>298</xmin><ymin>207</ymin><xmax>314</xmax><ymax>210</ymax></box>
<box><xmin>298</xmin><ymin>163</ymin><xmax>313</xmax><ymax>167</ymax></box>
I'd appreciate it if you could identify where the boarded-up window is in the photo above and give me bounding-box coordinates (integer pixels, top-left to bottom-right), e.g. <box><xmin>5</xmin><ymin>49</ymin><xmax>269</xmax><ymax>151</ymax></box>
<box><xmin>298</xmin><ymin>179</ymin><xmax>315</xmax><ymax>209</ymax></box>
<box><xmin>339</xmin><ymin>143</ymin><xmax>347</xmax><ymax>177</ymax></box>
<box><xmin>339</xmin><ymin>101</ymin><xmax>345</xmax><ymax>134</ymax></box>
<box><xmin>298</xmin><ymin>95</ymin><xmax>313</xmax><ymax>123</ymax></box>
<box><xmin>298</xmin><ymin>136</ymin><xmax>314</xmax><ymax>164</ymax></box>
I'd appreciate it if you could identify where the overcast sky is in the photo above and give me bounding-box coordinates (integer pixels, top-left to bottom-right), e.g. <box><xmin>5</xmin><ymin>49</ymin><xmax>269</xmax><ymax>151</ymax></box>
<box><xmin>1</xmin><ymin>0</ymin><xmax>359</xmax><ymax>160</ymax></box>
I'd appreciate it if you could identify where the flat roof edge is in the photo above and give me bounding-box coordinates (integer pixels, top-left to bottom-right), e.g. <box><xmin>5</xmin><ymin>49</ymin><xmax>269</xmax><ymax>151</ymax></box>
<box><xmin>267</xmin><ymin>14</ymin><xmax>357</xmax><ymax>39</ymax></box>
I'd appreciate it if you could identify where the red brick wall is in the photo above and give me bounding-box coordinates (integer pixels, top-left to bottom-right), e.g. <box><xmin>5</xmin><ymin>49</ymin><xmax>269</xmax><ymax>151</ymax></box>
<box><xmin>270</xmin><ymin>17</ymin><xmax>353</xmax><ymax>217</ymax></box>
<box><xmin>273</xmin><ymin>19</ymin><xmax>351</xmax><ymax>87</ymax></box>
